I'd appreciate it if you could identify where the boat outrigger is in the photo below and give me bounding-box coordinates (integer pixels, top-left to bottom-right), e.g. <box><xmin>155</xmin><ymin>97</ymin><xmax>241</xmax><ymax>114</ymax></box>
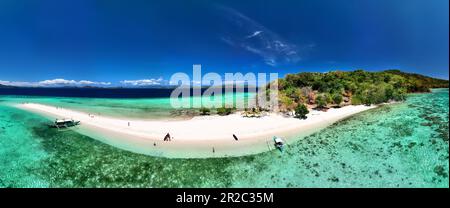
<box><xmin>273</xmin><ymin>136</ymin><xmax>285</xmax><ymax>152</ymax></box>
<box><xmin>49</xmin><ymin>119</ymin><xmax>80</xmax><ymax>129</ymax></box>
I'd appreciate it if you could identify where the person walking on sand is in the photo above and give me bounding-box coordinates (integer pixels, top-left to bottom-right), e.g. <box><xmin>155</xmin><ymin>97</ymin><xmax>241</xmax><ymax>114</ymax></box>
<box><xmin>233</xmin><ymin>134</ymin><xmax>239</xmax><ymax>141</ymax></box>
<box><xmin>128</xmin><ymin>122</ymin><xmax>130</xmax><ymax>127</ymax></box>
<box><xmin>164</xmin><ymin>133</ymin><xmax>171</xmax><ymax>141</ymax></box>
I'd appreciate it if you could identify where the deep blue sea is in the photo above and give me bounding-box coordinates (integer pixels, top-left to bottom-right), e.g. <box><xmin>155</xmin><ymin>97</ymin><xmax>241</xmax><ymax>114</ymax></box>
<box><xmin>0</xmin><ymin>88</ymin><xmax>178</xmax><ymax>98</ymax></box>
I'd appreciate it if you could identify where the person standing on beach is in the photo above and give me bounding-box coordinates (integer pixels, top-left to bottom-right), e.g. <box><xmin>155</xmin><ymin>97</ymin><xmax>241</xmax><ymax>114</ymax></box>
<box><xmin>233</xmin><ymin>134</ymin><xmax>239</xmax><ymax>141</ymax></box>
<box><xmin>164</xmin><ymin>133</ymin><xmax>171</xmax><ymax>141</ymax></box>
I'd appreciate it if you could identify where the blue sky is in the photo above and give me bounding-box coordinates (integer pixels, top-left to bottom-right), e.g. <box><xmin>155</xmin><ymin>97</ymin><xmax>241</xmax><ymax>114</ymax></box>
<box><xmin>0</xmin><ymin>0</ymin><xmax>448</xmax><ymax>87</ymax></box>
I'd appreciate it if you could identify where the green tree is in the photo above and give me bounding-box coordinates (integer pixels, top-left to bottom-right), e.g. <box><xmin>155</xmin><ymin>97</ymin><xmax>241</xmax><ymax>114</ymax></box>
<box><xmin>392</xmin><ymin>88</ymin><xmax>407</xmax><ymax>101</ymax></box>
<box><xmin>199</xmin><ymin>107</ymin><xmax>210</xmax><ymax>115</ymax></box>
<box><xmin>351</xmin><ymin>95</ymin><xmax>363</xmax><ymax>105</ymax></box>
<box><xmin>217</xmin><ymin>107</ymin><xmax>233</xmax><ymax>116</ymax></box>
<box><xmin>294</xmin><ymin>104</ymin><xmax>309</xmax><ymax>119</ymax></box>
<box><xmin>333</xmin><ymin>94</ymin><xmax>343</xmax><ymax>106</ymax></box>
<box><xmin>316</xmin><ymin>95</ymin><xmax>328</xmax><ymax>109</ymax></box>
<box><xmin>325</xmin><ymin>93</ymin><xmax>333</xmax><ymax>103</ymax></box>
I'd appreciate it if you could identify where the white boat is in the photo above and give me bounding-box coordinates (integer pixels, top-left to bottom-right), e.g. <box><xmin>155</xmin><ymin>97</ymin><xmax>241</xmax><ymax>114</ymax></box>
<box><xmin>273</xmin><ymin>136</ymin><xmax>285</xmax><ymax>152</ymax></box>
<box><xmin>50</xmin><ymin>119</ymin><xmax>80</xmax><ymax>129</ymax></box>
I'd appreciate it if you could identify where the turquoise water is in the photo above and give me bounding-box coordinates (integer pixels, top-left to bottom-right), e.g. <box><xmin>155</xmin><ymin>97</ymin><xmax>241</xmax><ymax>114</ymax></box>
<box><xmin>0</xmin><ymin>92</ymin><xmax>254</xmax><ymax>119</ymax></box>
<box><xmin>0</xmin><ymin>89</ymin><xmax>448</xmax><ymax>187</ymax></box>
<box><xmin>0</xmin><ymin>104</ymin><xmax>49</xmax><ymax>187</ymax></box>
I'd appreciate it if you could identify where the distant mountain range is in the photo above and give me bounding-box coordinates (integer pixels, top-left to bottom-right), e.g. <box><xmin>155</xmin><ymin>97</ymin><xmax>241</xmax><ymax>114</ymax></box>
<box><xmin>0</xmin><ymin>84</ymin><xmax>17</xmax><ymax>88</ymax></box>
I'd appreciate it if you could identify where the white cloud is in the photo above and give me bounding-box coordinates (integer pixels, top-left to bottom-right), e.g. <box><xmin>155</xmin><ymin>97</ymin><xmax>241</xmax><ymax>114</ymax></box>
<box><xmin>264</xmin><ymin>58</ymin><xmax>277</xmax><ymax>66</ymax></box>
<box><xmin>79</xmin><ymin>80</ymin><xmax>95</xmax><ymax>85</ymax></box>
<box><xmin>39</xmin><ymin>79</ymin><xmax>111</xmax><ymax>86</ymax></box>
<box><xmin>246</xmin><ymin>31</ymin><xmax>263</xmax><ymax>39</ymax></box>
<box><xmin>0</xmin><ymin>79</ymin><xmax>111</xmax><ymax>87</ymax></box>
<box><xmin>39</xmin><ymin>79</ymin><xmax>77</xmax><ymax>85</ymax></box>
<box><xmin>120</xmin><ymin>78</ymin><xmax>164</xmax><ymax>86</ymax></box>
<box><xmin>218</xmin><ymin>6</ymin><xmax>312</xmax><ymax>67</ymax></box>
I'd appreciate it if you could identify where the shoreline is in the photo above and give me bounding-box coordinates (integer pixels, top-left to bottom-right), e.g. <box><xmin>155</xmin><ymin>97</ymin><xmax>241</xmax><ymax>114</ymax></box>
<box><xmin>15</xmin><ymin>103</ymin><xmax>377</xmax><ymax>158</ymax></box>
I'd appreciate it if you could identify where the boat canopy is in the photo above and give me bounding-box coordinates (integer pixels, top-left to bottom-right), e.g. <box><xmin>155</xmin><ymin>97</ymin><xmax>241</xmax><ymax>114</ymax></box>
<box><xmin>274</xmin><ymin>137</ymin><xmax>284</xmax><ymax>144</ymax></box>
<box><xmin>55</xmin><ymin>119</ymin><xmax>75</xmax><ymax>124</ymax></box>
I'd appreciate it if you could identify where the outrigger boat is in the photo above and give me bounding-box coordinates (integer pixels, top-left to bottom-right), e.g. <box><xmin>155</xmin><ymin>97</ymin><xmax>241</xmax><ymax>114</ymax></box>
<box><xmin>49</xmin><ymin>119</ymin><xmax>80</xmax><ymax>129</ymax></box>
<box><xmin>273</xmin><ymin>136</ymin><xmax>285</xmax><ymax>152</ymax></box>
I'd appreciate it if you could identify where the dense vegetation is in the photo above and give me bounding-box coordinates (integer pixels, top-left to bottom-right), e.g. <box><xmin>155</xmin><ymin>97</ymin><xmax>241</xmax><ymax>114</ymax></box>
<box><xmin>199</xmin><ymin>107</ymin><xmax>211</xmax><ymax>115</ymax></box>
<box><xmin>294</xmin><ymin>104</ymin><xmax>309</xmax><ymax>119</ymax></box>
<box><xmin>384</xmin><ymin>70</ymin><xmax>449</xmax><ymax>91</ymax></box>
<box><xmin>216</xmin><ymin>107</ymin><xmax>234</xmax><ymax>115</ymax></box>
<box><xmin>276</xmin><ymin>69</ymin><xmax>448</xmax><ymax>112</ymax></box>
<box><xmin>198</xmin><ymin>106</ymin><xmax>235</xmax><ymax>116</ymax></box>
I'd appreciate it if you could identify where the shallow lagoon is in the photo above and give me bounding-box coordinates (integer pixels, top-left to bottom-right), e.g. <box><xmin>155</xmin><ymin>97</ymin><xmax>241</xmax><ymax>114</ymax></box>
<box><xmin>0</xmin><ymin>92</ymin><xmax>254</xmax><ymax>120</ymax></box>
<box><xmin>0</xmin><ymin>89</ymin><xmax>448</xmax><ymax>187</ymax></box>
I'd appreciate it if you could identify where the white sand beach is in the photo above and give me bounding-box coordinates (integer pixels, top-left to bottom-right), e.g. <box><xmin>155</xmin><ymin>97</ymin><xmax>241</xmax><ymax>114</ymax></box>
<box><xmin>16</xmin><ymin>103</ymin><xmax>376</xmax><ymax>158</ymax></box>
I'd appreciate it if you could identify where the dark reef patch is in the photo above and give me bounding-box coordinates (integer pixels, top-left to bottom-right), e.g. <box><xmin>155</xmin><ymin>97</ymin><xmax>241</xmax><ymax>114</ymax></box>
<box><xmin>434</xmin><ymin>166</ymin><xmax>448</xmax><ymax>178</ymax></box>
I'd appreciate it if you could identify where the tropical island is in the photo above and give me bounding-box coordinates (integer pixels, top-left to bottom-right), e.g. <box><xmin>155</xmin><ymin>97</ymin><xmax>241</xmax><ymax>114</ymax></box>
<box><xmin>275</xmin><ymin>69</ymin><xmax>448</xmax><ymax>117</ymax></box>
<box><xmin>10</xmin><ymin>69</ymin><xmax>448</xmax><ymax>158</ymax></box>
<box><xmin>0</xmin><ymin>0</ymin><xmax>448</xmax><ymax>189</ymax></box>
<box><xmin>194</xmin><ymin>69</ymin><xmax>448</xmax><ymax>119</ymax></box>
